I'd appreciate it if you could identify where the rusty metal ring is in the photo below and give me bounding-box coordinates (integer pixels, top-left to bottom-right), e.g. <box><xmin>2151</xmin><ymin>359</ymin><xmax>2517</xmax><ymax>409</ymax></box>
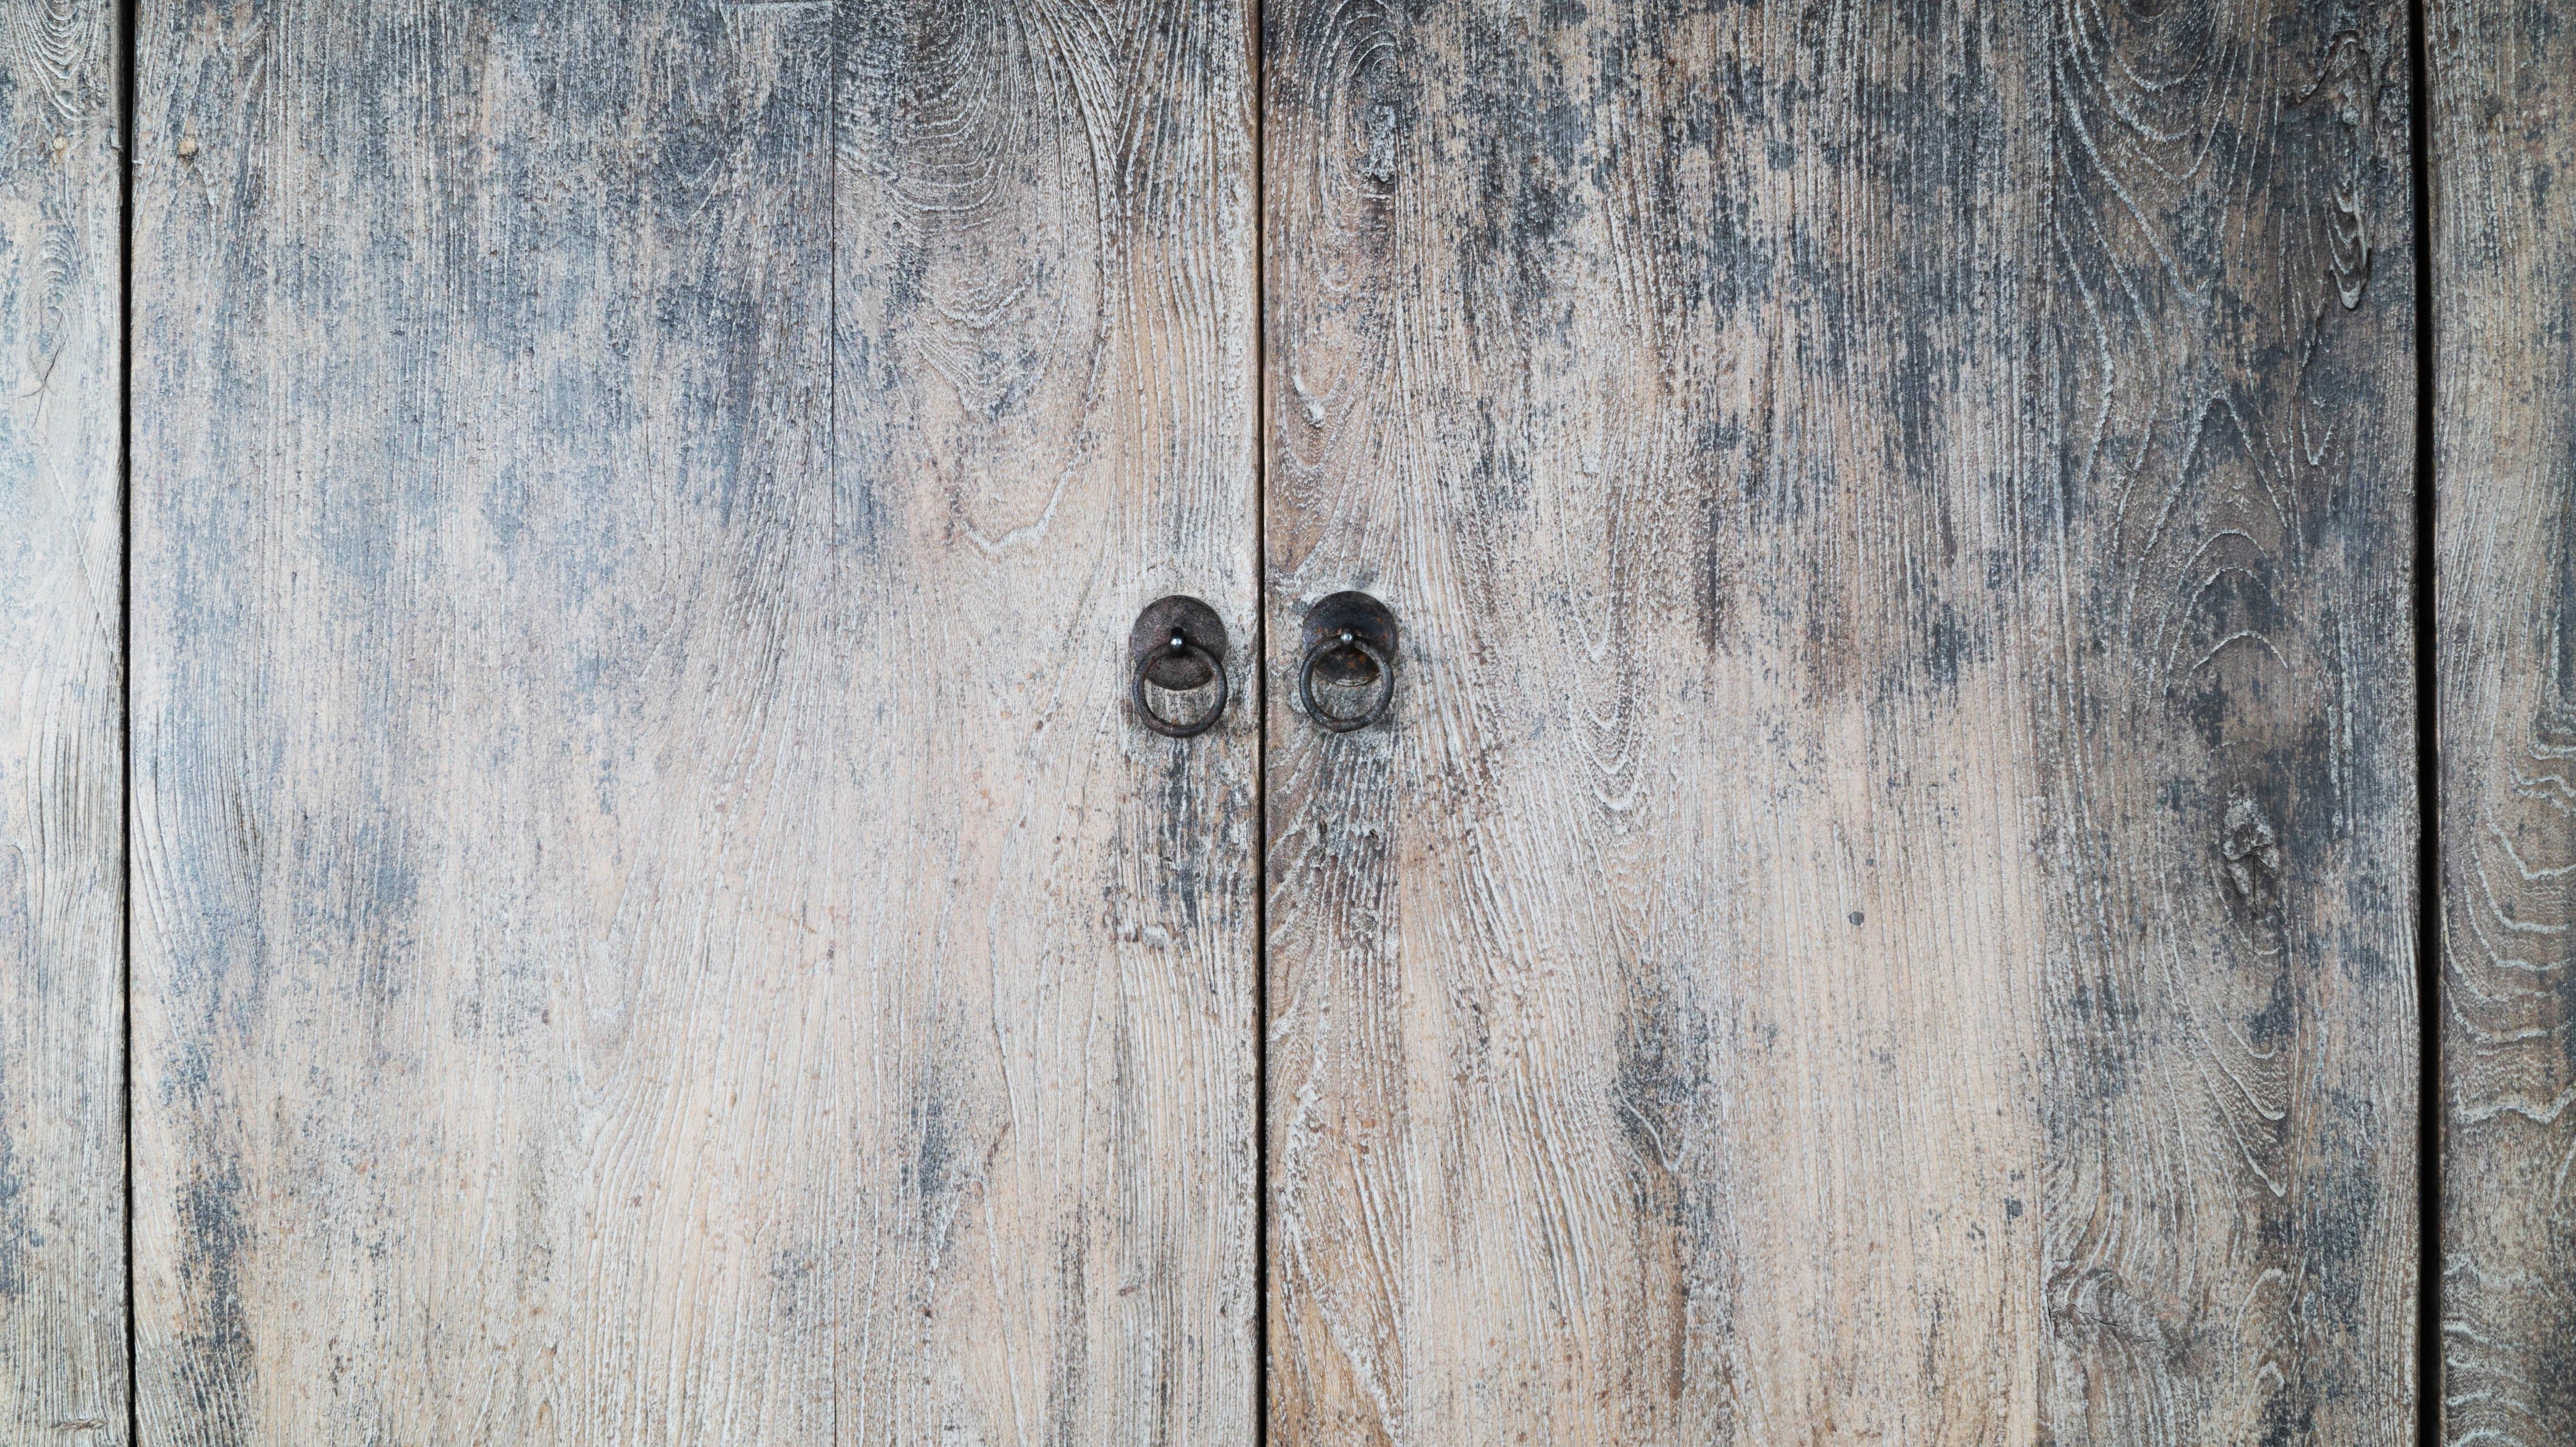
<box><xmin>1298</xmin><ymin>632</ymin><xmax>1393</xmax><ymax>733</ymax></box>
<box><xmin>1132</xmin><ymin>634</ymin><xmax>1228</xmax><ymax>738</ymax></box>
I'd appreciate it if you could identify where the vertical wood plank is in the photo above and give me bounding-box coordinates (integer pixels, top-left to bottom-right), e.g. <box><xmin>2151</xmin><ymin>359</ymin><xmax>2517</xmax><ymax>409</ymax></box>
<box><xmin>0</xmin><ymin>0</ymin><xmax>126</xmax><ymax>1441</ymax></box>
<box><xmin>2427</xmin><ymin>0</ymin><xmax>2576</xmax><ymax>1438</ymax></box>
<box><xmin>130</xmin><ymin>1</ymin><xmax>1255</xmax><ymax>1441</ymax></box>
<box><xmin>1262</xmin><ymin>1</ymin><xmax>2419</xmax><ymax>1441</ymax></box>
<box><xmin>828</xmin><ymin>0</ymin><xmax>1261</xmax><ymax>1438</ymax></box>
<box><xmin>2034</xmin><ymin>4</ymin><xmax>2421</xmax><ymax>1440</ymax></box>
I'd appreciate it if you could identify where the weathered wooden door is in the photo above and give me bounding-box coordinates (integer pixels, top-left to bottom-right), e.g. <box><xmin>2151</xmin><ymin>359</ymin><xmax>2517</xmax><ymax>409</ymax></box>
<box><xmin>123</xmin><ymin>0</ymin><xmax>1261</xmax><ymax>1442</ymax></box>
<box><xmin>1261</xmin><ymin>2</ymin><xmax>2424</xmax><ymax>1442</ymax></box>
<box><xmin>10</xmin><ymin>0</ymin><xmax>2576</xmax><ymax>1441</ymax></box>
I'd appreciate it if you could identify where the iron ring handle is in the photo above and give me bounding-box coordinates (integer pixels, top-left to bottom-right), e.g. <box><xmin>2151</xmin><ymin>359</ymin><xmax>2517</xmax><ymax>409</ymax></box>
<box><xmin>1132</xmin><ymin>634</ymin><xmax>1228</xmax><ymax>738</ymax></box>
<box><xmin>1298</xmin><ymin>632</ymin><xmax>1394</xmax><ymax>733</ymax></box>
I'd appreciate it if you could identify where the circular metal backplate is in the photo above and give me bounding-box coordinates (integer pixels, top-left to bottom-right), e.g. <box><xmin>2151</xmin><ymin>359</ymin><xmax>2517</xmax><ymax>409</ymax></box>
<box><xmin>1299</xmin><ymin>591</ymin><xmax>1398</xmax><ymax>690</ymax></box>
<box><xmin>1129</xmin><ymin>595</ymin><xmax>1228</xmax><ymax>690</ymax></box>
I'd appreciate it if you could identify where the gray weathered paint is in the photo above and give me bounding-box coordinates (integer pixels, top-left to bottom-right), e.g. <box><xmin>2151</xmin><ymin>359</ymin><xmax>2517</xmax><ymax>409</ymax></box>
<box><xmin>0</xmin><ymin>0</ymin><xmax>125</xmax><ymax>1440</ymax></box>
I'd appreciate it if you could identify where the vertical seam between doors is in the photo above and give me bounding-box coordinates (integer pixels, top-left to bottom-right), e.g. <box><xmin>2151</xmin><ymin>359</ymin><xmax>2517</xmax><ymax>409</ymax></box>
<box><xmin>118</xmin><ymin>0</ymin><xmax>138</xmax><ymax>1438</ymax></box>
<box><xmin>1249</xmin><ymin>0</ymin><xmax>1269</xmax><ymax>1433</ymax></box>
<box><xmin>2408</xmin><ymin>0</ymin><xmax>2441</xmax><ymax>1440</ymax></box>
<box><xmin>826</xmin><ymin>14</ymin><xmax>840</xmax><ymax>1442</ymax></box>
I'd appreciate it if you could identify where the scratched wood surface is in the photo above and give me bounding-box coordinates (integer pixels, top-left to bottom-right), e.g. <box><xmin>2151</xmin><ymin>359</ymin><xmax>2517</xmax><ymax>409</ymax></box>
<box><xmin>2427</xmin><ymin>1</ymin><xmax>2576</xmax><ymax>1438</ymax></box>
<box><xmin>1263</xmin><ymin>1</ymin><xmax>2420</xmax><ymax>1441</ymax></box>
<box><xmin>0</xmin><ymin>1</ymin><xmax>125</xmax><ymax>1442</ymax></box>
<box><xmin>130</xmin><ymin>0</ymin><xmax>1256</xmax><ymax>1441</ymax></box>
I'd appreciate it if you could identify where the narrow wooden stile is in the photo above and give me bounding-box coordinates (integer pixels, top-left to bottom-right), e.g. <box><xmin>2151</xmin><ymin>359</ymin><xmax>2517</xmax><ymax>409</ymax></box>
<box><xmin>0</xmin><ymin>0</ymin><xmax>128</xmax><ymax>1439</ymax></box>
<box><xmin>2427</xmin><ymin>0</ymin><xmax>2576</xmax><ymax>1437</ymax></box>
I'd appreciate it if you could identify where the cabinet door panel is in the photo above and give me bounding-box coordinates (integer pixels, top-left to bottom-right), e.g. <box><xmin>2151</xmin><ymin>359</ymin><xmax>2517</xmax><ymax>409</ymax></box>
<box><xmin>1262</xmin><ymin>3</ymin><xmax>2420</xmax><ymax>1441</ymax></box>
<box><xmin>129</xmin><ymin>2</ymin><xmax>1256</xmax><ymax>1441</ymax></box>
<box><xmin>2428</xmin><ymin>0</ymin><xmax>2576</xmax><ymax>1437</ymax></box>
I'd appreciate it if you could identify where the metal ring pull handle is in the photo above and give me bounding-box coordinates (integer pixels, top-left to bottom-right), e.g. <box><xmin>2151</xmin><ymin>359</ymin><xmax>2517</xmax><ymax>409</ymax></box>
<box><xmin>1128</xmin><ymin>595</ymin><xmax>1231</xmax><ymax>739</ymax></box>
<box><xmin>1299</xmin><ymin>632</ymin><xmax>1393</xmax><ymax>733</ymax></box>
<box><xmin>1133</xmin><ymin>633</ymin><xmax>1229</xmax><ymax>738</ymax></box>
<box><xmin>1296</xmin><ymin>592</ymin><xmax>1399</xmax><ymax>734</ymax></box>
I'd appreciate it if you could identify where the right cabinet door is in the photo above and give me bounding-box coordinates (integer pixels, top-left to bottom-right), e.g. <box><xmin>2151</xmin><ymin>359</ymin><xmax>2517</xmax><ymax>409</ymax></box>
<box><xmin>2429</xmin><ymin>0</ymin><xmax>2576</xmax><ymax>1439</ymax></box>
<box><xmin>1261</xmin><ymin>2</ymin><xmax>2424</xmax><ymax>1442</ymax></box>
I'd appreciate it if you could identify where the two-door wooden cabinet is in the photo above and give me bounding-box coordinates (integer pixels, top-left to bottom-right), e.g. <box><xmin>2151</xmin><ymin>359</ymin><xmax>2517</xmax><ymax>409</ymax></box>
<box><xmin>2</xmin><ymin>0</ymin><xmax>2570</xmax><ymax>1440</ymax></box>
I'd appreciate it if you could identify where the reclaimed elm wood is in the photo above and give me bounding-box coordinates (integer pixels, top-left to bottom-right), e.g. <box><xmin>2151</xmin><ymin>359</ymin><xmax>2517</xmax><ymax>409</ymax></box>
<box><xmin>1262</xmin><ymin>1</ymin><xmax>2420</xmax><ymax>1441</ymax></box>
<box><xmin>0</xmin><ymin>0</ymin><xmax>126</xmax><ymax>1441</ymax></box>
<box><xmin>129</xmin><ymin>1</ymin><xmax>1256</xmax><ymax>1440</ymax></box>
<box><xmin>2427</xmin><ymin>1</ymin><xmax>2576</xmax><ymax>1438</ymax></box>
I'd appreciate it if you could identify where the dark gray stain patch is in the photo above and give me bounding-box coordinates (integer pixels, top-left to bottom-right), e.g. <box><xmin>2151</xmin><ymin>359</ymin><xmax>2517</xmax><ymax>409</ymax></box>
<box><xmin>2298</xmin><ymin>1087</ymin><xmax>2385</xmax><ymax>1338</ymax></box>
<box><xmin>0</xmin><ymin>1085</ymin><xmax>20</xmax><ymax>1302</ymax></box>
<box><xmin>300</xmin><ymin>810</ymin><xmax>424</xmax><ymax>1016</ymax></box>
<box><xmin>0</xmin><ymin>847</ymin><xmax>26</xmax><ymax>1300</ymax></box>
<box><xmin>1468</xmin><ymin>401</ymin><xmax>1531</xmax><ymax>516</ymax></box>
<box><xmin>1451</xmin><ymin>8</ymin><xmax>1590</xmax><ymax>337</ymax></box>
<box><xmin>2548</xmin><ymin>501</ymin><xmax>2576</xmax><ymax>747</ymax></box>
<box><xmin>1611</xmin><ymin>988</ymin><xmax>1692</xmax><ymax>1192</ymax></box>
<box><xmin>177</xmin><ymin>1162</ymin><xmax>256</xmax><ymax>1433</ymax></box>
<box><xmin>912</xmin><ymin>1078</ymin><xmax>957</xmax><ymax>1235</ymax></box>
<box><xmin>1042</xmin><ymin>1222</ymin><xmax>1090</xmax><ymax>1447</ymax></box>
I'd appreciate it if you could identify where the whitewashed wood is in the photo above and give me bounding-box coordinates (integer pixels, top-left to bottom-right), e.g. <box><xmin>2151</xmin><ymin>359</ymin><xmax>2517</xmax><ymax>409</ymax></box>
<box><xmin>130</xmin><ymin>2</ymin><xmax>1256</xmax><ymax>1441</ymax></box>
<box><xmin>0</xmin><ymin>0</ymin><xmax>125</xmax><ymax>1441</ymax></box>
<box><xmin>2428</xmin><ymin>1</ymin><xmax>2576</xmax><ymax>1437</ymax></box>
<box><xmin>1263</xmin><ymin>2</ymin><xmax>2420</xmax><ymax>1442</ymax></box>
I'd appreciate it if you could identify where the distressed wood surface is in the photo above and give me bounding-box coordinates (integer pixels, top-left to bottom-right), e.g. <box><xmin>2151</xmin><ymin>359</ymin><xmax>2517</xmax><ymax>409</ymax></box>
<box><xmin>2428</xmin><ymin>1</ymin><xmax>2576</xmax><ymax>1438</ymax></box>
<box><xmin>1263</xmin><ymin>1</ymin><xmax>2419</xmax><ymax>1442</ymax></box>
<box><xmin>0</xmin><ymin>0</ymin><xmax>125</xmax><ymax>1442</ymax></box>
<box><xmin>130</xmin><ymin>1</ymin><xmax>1256</xmax><ymax>1441</ymax></box>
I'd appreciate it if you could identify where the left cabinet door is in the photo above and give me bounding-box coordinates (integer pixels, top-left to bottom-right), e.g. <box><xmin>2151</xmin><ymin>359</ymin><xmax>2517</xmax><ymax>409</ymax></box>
<box><xmin>0</xmin><ymin>1</ymin><xmax>126</xmax><ymax>1440</ymax></box>
<box><xmin>128</xmin><ymin>2</ymin><xmax>1259</xmax><ymax>1442</ymax></box>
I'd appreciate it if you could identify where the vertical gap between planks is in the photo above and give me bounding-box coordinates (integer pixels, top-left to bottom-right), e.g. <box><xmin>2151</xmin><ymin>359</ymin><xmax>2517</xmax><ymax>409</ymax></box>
<box><xmin>117</xmin><ymin>0</ymin><xmax>139</xmax><ymax>1438</ymax></box>
<box><xmin>2407</xmin><ymin>0</ymin><xmax>2441</xmax><ymax>1439</ymax></box>
<box><xmin>825</xmin><ymin>9</ymin><xmax>840</xmax><ymax>1442</ymax></box>
<box><xmin>1248</xmin><ymin>0</ymin><xmax>1269</xmax><ymax>1432</ymax></box>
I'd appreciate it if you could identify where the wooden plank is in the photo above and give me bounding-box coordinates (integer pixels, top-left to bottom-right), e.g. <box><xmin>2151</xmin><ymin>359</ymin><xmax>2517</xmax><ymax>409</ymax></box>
<box><xmin>1262</xmin><ymin>2</ymin><xmax>2420</xmax><ymax>1441</ymax></box>
<box><xmin>0</xmin><ymin>0</ymin><xmax>127</xmax><ymax>1441</ymax></box>
<box><xmin>2033</xmin><ymin>8</ymin><xmax>2422</xmax><ymax>1436</ymax></box>
<box><xmin>130</xmin><ymin>1</ymin><xmax>1256</xmax><ymax>1441</ymax></box>
<box><xmin>2427</xmin><ymin>0</ymin><xmax>2576</xmax><ymax>1438</ymax></box>
<box><xmin>826</xmin><ymin>0</ymin><xmax>1260</xmax><ymax>1436</ymax></box>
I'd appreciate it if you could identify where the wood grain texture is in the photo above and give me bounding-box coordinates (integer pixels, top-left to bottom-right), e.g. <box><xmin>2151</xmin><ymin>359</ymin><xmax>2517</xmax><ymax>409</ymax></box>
<box><xmin>1262</xmin><ymin>1</ymin><xmax>2419</xmax><ymax>1441</ymax></box>
<box><xmin>2427</xmin><ymin>1</ymin><xmax>2576</xmax><ymax>1438</ymax></box>
<box><xmin>0</xmin><ymin>0</ymin><xmax>125</xmax><ymax>1441</ymax></box>
<box><xmin>130</xmin><ymin>0</ymin><xmax>1255</xmax><ymax>1441</ymax></box>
